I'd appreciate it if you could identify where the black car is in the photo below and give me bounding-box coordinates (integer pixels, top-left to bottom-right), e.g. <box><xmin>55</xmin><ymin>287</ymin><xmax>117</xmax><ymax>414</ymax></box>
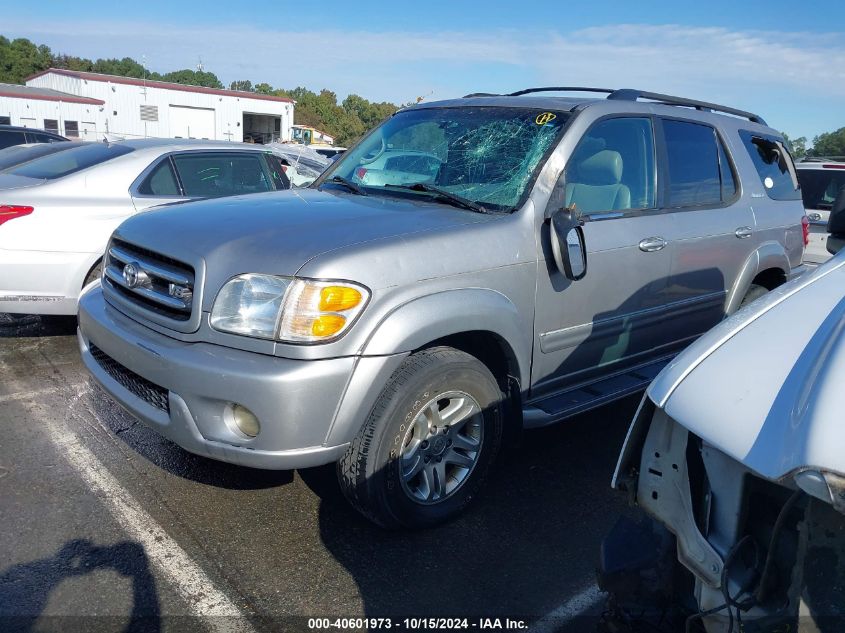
<box><xmin>0</xmin><ymin>125</ymin><xmax>68</xmax><ymax>150</ymax></box>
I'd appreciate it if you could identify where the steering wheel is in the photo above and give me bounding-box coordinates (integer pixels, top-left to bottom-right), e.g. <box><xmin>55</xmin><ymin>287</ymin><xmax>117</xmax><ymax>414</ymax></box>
<box><xmin>358</xmin><ymin>135</ymin><xmax>386</xmax><ymax>165</ymax></box>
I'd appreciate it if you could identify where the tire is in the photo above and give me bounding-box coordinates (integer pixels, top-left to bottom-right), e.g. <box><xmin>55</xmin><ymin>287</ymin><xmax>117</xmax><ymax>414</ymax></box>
<box><xmin>337</xmin><ymin>346</ymin><xmax>504</xmax><ymax>529</ymax></box>
<box><xmin>83</xmin><ymin>260</ymin><xmax>103</xmax><ymax>288</ymax></box>
<box><xmin>739</xmin><ymin>283</ymin><xmax>768</xmax><ymax>309</ymax></box>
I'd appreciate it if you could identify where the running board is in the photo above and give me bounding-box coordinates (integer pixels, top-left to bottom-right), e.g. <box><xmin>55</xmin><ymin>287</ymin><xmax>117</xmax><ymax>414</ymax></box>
<box><xmin>522</xmin><ymin>356</ymin><xmax>673</xmax><ymax>428</ymax></box>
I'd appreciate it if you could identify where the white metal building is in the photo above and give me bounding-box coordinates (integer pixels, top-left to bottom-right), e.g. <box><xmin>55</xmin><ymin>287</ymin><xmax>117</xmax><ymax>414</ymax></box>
<box><xmin>0</xmin><ymin>83</ymin><xmax>105</xmax><ymax>138</ymax></box>
<box><xmin>0</xmin><ymin>68</ymin><xmax>295</xmax><ymax>143</ymax></box>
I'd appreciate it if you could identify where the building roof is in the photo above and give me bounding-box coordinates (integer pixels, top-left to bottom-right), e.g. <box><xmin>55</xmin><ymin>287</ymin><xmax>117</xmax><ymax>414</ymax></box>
<box><xmin>26</xmin><ymin>68</ymin><xmax>294</xmax><ymax>104</ymax></box>
<box><xmin>0</xmin><ymin>82</ymin><xmax>105</xmax><ymax>105</ymax></box>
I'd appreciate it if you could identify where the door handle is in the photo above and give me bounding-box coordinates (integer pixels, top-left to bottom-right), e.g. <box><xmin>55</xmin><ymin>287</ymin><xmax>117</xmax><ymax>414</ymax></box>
<box><xmin>638</xmin><ymin>237</ymin><xmax>667</xmax><ymax>252</ymax></box>
<box><xmin>735</xmin><ymin>227</ymin><xmax>753</xmax><ymax>239</ymax></box>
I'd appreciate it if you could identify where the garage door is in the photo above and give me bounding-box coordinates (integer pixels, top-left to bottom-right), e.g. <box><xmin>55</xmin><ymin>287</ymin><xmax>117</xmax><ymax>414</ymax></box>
<box><xmin>169</xmin><ymin>106</ymin><xmax>215</xmax><ymax>140</ymax></box>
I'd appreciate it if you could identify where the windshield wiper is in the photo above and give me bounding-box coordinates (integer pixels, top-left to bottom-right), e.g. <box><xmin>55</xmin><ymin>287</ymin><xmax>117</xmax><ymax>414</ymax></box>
<box><xmin>324</xmin><ymin>175</ymin><xmax>367</xmax><ymax>196</ymax></box>
<box><xmin>385</xmin><ymin>183</ymin><xmax>490</xmax><ymax>214</ymax></box>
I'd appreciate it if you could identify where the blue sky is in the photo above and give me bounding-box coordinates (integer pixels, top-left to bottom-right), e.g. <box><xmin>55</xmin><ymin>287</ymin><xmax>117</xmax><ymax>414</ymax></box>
<box><xmin>4</xmin><ymin>0</ymin><xmax>844</xmax><ymax>142</ymax></box>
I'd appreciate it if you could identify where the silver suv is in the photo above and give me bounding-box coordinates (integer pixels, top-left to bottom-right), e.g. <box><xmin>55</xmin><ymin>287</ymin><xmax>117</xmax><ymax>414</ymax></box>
<box><xmin>77</xmin><ymin>87</ymin><xmax>807</xmax><ymax>528</ymax></box>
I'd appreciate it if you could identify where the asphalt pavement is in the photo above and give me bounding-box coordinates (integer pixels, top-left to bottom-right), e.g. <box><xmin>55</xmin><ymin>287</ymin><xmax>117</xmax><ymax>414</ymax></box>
<box><xmin>0</xmin><ymin>315</ymin><xmax>639</xmax><ymax>632</ymax></box>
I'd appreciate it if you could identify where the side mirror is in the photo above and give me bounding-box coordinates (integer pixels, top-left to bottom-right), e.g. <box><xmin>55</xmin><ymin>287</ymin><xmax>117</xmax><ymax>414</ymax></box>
<box><xmin>826</xmin><ymin>186</ymin><xmax>845</xmax><ymax>255</ymax></box>
<box><xmin>550</xmin><ymin>207</ymin><xmax>587</xmax><ymax>280</ymax></box>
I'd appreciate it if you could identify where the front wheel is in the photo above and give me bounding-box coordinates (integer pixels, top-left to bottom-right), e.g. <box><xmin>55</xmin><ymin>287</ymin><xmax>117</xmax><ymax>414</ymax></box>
<box><xmin>337</xmin><ymin>347</ymin><xmax>504</xmax><ymax>529</ymax></box>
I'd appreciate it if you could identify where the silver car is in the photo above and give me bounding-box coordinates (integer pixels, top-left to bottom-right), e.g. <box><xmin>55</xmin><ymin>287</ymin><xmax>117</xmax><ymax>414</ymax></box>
<box><xmin>605</xmin><ymin>203</ymin><xmax>845</xmax><ymax>630</ymax></box>
<box><xmin>0</xmin><ymin>139</ymin><xmax>291</xmax><ymax>315</ymax></box>
<box><xmin>78</xmin><ymin>87</ymin><xmax>807</xmax><ymax>529</ymax></box>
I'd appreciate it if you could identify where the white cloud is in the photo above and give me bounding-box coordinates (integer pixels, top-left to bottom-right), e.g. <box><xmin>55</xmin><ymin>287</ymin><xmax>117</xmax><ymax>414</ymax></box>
<box><xmin>4</xmin><ymin>20</ymin><xmax>843</xmax><ymax>137</ymax></box>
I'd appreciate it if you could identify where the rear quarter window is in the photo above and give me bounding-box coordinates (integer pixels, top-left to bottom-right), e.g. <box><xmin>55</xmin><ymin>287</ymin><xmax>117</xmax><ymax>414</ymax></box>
<box><xmin>739</xmin><ymin>131</ymin><xmax>801</xmax><ymax>201</ymax></box>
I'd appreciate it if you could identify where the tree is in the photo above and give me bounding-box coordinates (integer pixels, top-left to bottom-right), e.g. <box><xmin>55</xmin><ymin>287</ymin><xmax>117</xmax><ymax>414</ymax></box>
<box><xmin>0</xmin><ymin>37</ymin><xmax>53</xmax><ymax>83</ymax></box>
<box><xmin>229</xmin><ymin>79</ymin><xmax>253</xmax><ymax>92</ymax></box>
<box><xmin>160</xmin><ymin>69</ymin><xmax>223</xmax><ymax>88</ymax></box>
<box><xmin>254</xmin><ymin>82</ymin><xmax>273</xmax><ymax>95</ymax></box>
<box><xmin>783</xmin><ymin>133</ymin><xmax>807</xmax><ymax>159</ymax></box>
<box><xmin>810</xmin><ymin>127</ymin><xmax>845</xmax><ymax>158</ymax></box>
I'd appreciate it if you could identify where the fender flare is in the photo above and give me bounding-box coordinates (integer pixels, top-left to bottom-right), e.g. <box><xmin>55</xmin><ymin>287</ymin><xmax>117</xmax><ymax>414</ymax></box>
<box><xmin>725</xmin><ymin>241</ymin><xmax>790</xmax><ymax>315</ymax></box>
<box><xmin>360</xmin><ymin>288</ymin><xmax>531</xmax><ymax>388</ymax></box>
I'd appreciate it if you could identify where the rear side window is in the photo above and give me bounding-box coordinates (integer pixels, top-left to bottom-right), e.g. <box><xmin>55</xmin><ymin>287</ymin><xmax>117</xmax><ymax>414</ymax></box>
<box><xmin>138</xmin><ymin>159</ymin><xmax>181</xmax><ymax>196</ymax></box>
<box><xmin>662</xmin><ymin>120</ymin><xmax>736</xmax><ymax>207</ymax></box>
<box><xmin>172</xmin><ymin>153</ymin><xmax>273</xmax><ymax>197</ymax></box>
<box><xmin>739</xmin><ymin>131</ymin><xmax>801</xmax><ymax>200</ymax></box>
<box><xmin>0</xmin><ymin>130</ymin><xmax>26</xmax><ymax>150</ymax></box>
<box><xmin>8</xmin><ymin>143</ymin><xmax>134</xmax><ymax>179</ymax></box>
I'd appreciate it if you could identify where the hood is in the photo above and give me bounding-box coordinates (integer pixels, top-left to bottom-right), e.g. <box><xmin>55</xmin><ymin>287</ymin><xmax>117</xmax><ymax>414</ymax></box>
<box><xmin>652</xmin><ymin>254</ymin><xmax>845</xmax><ymax>481</ymax></box>
<box><xmin>112</xmin><ymin>188</ymin><xmax>496</xmax><ymax>305</ymax></box>
<box><xmin>0</xmin><ymin>174</ymin><xmax>46</xmax><ymax>191</ymax></box>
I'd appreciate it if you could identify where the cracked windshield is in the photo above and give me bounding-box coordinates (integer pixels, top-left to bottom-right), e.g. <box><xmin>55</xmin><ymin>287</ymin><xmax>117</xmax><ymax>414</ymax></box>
<box><xmin>327</xmin><ymin>107</ymin><xmax>568</xmax><ymax>211</ymax></box>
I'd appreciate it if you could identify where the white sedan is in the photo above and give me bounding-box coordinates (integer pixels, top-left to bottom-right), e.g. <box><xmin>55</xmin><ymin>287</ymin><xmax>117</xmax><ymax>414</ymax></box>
<box><xmin>0</xmin><ymin>139</ymin><xmax>292</xmax><ymax>315</ymax></box>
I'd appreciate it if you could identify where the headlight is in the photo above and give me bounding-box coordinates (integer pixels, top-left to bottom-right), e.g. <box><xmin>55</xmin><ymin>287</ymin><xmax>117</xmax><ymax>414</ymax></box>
<box><xmin>211</xmin><ymin>275</ymin><xmax>369</xmax><ymax>343</ymax></box>
<box><xmin>210</xmin><ymin>274</ymin><xmax>291</xmax><ymax>339</ymax></box>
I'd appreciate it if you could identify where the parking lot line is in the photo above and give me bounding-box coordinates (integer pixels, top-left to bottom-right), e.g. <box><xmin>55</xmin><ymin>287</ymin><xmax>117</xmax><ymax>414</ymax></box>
<box><xmin>8</xmin><ymin>378</ymin><xmax>255</xmax><ymax>633</ymax></box>
<box><xmin>530</xmin><ymin>583</ymin><xmax>604</xmax><ymax>633</ymax></box>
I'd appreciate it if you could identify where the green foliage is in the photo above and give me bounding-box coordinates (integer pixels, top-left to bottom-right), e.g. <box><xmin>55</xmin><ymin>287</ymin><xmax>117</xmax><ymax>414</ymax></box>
<box><xmin>809</xmin><ymin>127</ymin><xmax>845</xmax><ymax>158</ymax></box>
<box><xmin>0</xmin><ymin>36</ymin><xmax>399</xmax><ymax>145</ymax></box>
<box><xmin>0</xmin><ymin>36</ymin><xmax>52</xmax><ymax>83</ymax></box>
<box><xmin>229</xmin><ymin>79</ymin><xmax>253</xmax><ymax>92</ymax></box>
<box><xmin>159</xmin><ymin>69</ymin><xmax>223</xmax><ymax>89</ymax></box>
<box><xmin>782</xmin><ymin>133</ymin><xmax>808</xmax><ymax>159</ymax></box>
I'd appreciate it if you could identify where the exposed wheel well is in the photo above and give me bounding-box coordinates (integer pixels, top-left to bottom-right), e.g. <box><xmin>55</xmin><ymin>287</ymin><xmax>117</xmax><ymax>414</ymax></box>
<box><xmin>751</xmin><ymin>268</ymin><xmax>787</xmax><ymax>291</ymax></box>
<box><xmin>419</xmin><ymin>331</ymin><xmax>524</xmax><ymax>434</ymax></box>
<box><xmin>83</xmin><ymin>257</ymin><xmax>103</xmax><ymax>287</ymax></box>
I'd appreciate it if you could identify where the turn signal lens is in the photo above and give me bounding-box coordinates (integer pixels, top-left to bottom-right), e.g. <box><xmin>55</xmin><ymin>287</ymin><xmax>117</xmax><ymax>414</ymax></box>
<box><xmin>311</xmin><ymin>314</ymin><xmax>347</xmax><ymax>337</ymax></box>
<box><xmin>319</xmin><ymin>286</ymin><xmax>362</xmax><ymax>312</ymax></box>
<box><xmin>278</xmin><ymin>279</ymin><xmax>370</xmax><ymax>343</ymax></box>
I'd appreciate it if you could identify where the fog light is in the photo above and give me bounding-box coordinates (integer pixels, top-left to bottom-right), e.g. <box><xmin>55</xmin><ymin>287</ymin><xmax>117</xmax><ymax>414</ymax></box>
<box><xmin>231</xmin><ymin>404</ymin><xmax>260</xmax><ymax>437</ymax></box>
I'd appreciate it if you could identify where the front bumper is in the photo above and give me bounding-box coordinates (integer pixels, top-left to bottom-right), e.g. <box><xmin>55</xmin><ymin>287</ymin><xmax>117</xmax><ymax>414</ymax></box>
<box><xmin>79</xmin><ymin>286</ymin><xmax>367</xmax><ymax>470</ymax></box>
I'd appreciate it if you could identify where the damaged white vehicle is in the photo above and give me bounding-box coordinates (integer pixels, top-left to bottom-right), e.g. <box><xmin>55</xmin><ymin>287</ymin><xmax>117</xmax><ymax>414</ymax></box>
<box><xmin>601</xmin><ymin>198</ymin><xmax>845</xmax><ymax>632</ymax></box>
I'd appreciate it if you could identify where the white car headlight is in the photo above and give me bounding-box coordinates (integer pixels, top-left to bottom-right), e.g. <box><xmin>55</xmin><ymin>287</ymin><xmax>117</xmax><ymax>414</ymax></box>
<box><xmin>210</xmin><ymin>275</ymin><xmax>369</xmax><ymax>343</ymax></box>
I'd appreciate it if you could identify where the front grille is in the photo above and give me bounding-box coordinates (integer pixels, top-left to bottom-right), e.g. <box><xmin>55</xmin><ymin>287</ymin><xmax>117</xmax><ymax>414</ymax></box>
<box><xmin>90</xmin><ymin>345</ymin><xmax>170</xmax><ymax>412</ymax></box>
<box><xmin>103</xmin><ymin>239</ymin><xmax>195</xmax><ymax>322</ymax></box>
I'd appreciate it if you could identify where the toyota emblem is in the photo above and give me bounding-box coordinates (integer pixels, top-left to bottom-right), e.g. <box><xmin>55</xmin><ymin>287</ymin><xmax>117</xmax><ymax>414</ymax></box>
<box><xmin>123</xmin><ymin>262</ymin><xmax>140</xmax><ymax>288</ymax></box>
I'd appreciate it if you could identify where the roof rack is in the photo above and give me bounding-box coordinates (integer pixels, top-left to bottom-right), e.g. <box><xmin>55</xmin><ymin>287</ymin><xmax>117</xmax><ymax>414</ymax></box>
<box><xmin>462</xmin><ymin>86</ymin><xmax>767</xmax><ymax>125</ymax></box>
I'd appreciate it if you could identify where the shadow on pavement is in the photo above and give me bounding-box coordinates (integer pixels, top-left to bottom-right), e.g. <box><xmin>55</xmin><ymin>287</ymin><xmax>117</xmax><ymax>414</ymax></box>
<box><xmin>0</xmin><ymin>539</ymin><xmax>160</xmax><ymax>633</ymax></box>
<box><xmin>307</xmin><ymin>397</ymin><xmax>640</xmax><ymax>622</ymax></box>
<box><xmin>87</xmin><ymin>382</ymin><xmax>294</xmax><ymax>491</ymax></box>
<box><xmin>0</xmin><ymin>314</ymin><xmax>77</xmax><ymax>339</ymax></box>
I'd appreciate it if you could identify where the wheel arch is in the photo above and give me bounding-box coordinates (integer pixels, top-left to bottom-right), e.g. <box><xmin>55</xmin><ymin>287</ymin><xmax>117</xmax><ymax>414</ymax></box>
<box><xmin>360</xmin><ymin>288</ymin><xmax>531</xmax><ymax>388</ymax></box>
<box><xmin>326</xmin><ymin>289</ymin><xmax>531</xmax><ymax>447</ymax></box>
<box><xmin>725</xmin><ymin>242</ymin><xmax>790</xmax><ymax>315</ymax></box>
